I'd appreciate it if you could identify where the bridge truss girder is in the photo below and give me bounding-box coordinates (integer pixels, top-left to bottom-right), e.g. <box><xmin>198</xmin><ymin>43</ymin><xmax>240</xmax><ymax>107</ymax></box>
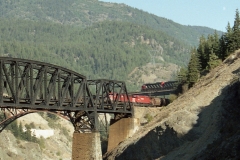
<box><xmin>84</xmin><ymin>79</ymin><xmax>133</xmax><ymax>131</ymax></box>
<box><xmin>0</xmin><ymin>58</ymin><xmax>133</xmax><ymax>133</ymax></box>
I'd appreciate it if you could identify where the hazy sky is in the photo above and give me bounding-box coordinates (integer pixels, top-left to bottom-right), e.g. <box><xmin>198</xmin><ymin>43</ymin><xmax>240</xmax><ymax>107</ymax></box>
<box><xmin>100</xmin><ymin>0</ymin><xmax>239</xmax><ymax>32</ymax></box>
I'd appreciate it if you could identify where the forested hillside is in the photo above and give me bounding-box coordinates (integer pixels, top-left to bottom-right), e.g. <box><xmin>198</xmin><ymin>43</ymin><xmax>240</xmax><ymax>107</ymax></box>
<box><xmin>0</xmin><ymin>0</ymin><xmax>222</xmax><ymax>91</ymax></box>
<box><xmin>0</xmin><ymin>18</ymin><xmax>190</xmax><ymax>90</ymax></box>
<box><xmin>0</xmin><ymin>0</ymin><xmax>221</xmax><ymax>46</ymax></box>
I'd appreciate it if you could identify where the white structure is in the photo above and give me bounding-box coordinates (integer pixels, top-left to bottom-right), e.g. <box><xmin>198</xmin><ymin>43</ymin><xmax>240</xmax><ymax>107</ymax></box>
<box><xmin>30</xmin><ymin>129</ymin><xmax>54</xmax><ymax>139</ymax></box>
<box><xmin>98</xmin><ymin>113</ymin><xmax>112</xmax><ymax>123</ymax></box>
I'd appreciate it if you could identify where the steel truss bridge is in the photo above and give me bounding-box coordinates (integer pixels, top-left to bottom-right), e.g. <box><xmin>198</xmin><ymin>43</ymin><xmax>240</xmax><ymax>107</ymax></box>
<box><xmin>0</xmin><ymin>57</ymin><xmax>133</xmax><ymax>132</ymax></box>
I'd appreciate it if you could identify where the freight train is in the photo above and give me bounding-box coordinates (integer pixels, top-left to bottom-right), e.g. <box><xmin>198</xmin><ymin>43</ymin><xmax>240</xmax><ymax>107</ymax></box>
<box><xmin>109</xmin><ymin>81</ymin><xmax>178</xmax><ymax>107</ymax></box>
<box><xmin>109</xmin><ymin>93</ymin><xmax>170</xmax><ymax>107</ymax></box>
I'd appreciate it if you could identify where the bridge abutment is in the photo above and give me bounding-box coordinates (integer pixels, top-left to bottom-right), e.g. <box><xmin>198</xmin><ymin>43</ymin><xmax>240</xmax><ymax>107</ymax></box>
<box><xmin>107</xmin><ymin>118</ymin><xmax>139</xmax><ymax>151</ymax></box>
<box><xmin>72</xmin><ymin>132</ymin><xmax>102</xmax><ymax>160</ymax></box>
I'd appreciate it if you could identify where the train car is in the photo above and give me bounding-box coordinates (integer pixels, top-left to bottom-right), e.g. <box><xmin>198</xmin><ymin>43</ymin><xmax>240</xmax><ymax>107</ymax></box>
<box><xmin>109</xmin><ymin>93</ymin><xmax>150</xmax><ymax>104</ymax></box>
<box><xmin>131</xmin><ymin>95</ymin><xmax>169</xmax><ymax>107</ymax></box>
<box><xmin>141</xmin><ymin>81</ymin><xmax>178</xmax><ymax>92</ymax></box>
<box><xmin>109</xmin><ymin>93</ymin><xmax>169</xmax><ymax>107</ymax></box>
<box><xmin>131</xmin><ymin>95</ymin><xmax>151</xmax><ymax>105</ymax></box>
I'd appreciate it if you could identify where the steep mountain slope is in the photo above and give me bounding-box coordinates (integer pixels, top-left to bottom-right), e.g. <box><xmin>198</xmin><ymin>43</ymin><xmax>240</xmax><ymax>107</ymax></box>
<box><xmin>104</xmin><ymin>51</ymin><xmax>240</xmax><ymax>159</ymax></box>
<box><xmin>0</xmin><ymin>0</ymin><xmax>222</xmax><ymax>46</ymax></box>
<box><xmin>0</xmin><ymin>19</ymin><xmax>190</xmax><ymax>91</ymax></box>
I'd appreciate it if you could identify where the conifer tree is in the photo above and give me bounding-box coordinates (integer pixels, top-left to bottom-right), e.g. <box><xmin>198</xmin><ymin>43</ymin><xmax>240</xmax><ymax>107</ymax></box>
<box><xmin>178</xmin><ymin>67</ymin><xmax>188</xmax><ymax>83</ymax></box>
<box><xmin>219</xmin><ymin>34</ymin><xmax>227</xmax><ymax>60</ymax></box>
<box><xmin>232</xmin><ymin>9</ymin><xmax>240</xmax><ymax>51</ymax></box>
<box><xmin>207</xmin><ymin>52</ymin><xmax>221</xmax><ymax>70</ymax></box>
<box><xmin>19</xmin><ymin>122</ymin><xmax>23</xmax><ymax>133</ymax></box>
<box><xmin>225</xmin><ymin>22</ymin><xmax>234</xmax><ymax>54</ymax></box>
<box><xmin>212</xmin><ymin>31</ymin><xmax>220</xmax><ymax>56</ymax></box>
<box><xmin>177</xmin><ymin>67</ymin><xmax>189</xmax><ymax>94</ymax></box>
<box><xmin>197</xmin><ymin>34</ymin><xmax>219</xmax><ymax>70</ymax></box>
<box><xmin>187</xmin><ymin>48</ymin><xmax>201</xmax><ymax>87</ymax></box>
<box><xmin>197</xmin><ymin>35</ymin><xmax>206</xmax><ymax>70</ymax></box>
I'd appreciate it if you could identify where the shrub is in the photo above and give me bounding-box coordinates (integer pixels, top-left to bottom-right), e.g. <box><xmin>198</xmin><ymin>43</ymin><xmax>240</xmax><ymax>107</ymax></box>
<box><xmin>37</xmin><ymin>137</ymin><xmax>45</xmax><ymax>149</ymax></box>
<box><xmin>144</xmin><ymin>113</ymin><xmax>153</xmax><ymax>123</ymax></box>
<box><xmin>56</xmin><ymin>151</ymin><xmax>61</xmax><ymax>156</ymax></box>
<box><xmin>60</xmin><ymin>126</ymin><xmax>71</xmax><ymax>141</ymax></box>
<box><xmin>169</xmin><ymin>94</ymin><xmax>178</xmax><ymax>103</ymax></box>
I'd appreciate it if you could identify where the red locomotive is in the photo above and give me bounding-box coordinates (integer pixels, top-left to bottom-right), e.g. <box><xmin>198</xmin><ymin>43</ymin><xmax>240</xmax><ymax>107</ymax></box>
<box><xmin>109</xmin><ymin>93</ymin><xmax>169</xmax><ymax>107</ymax></box>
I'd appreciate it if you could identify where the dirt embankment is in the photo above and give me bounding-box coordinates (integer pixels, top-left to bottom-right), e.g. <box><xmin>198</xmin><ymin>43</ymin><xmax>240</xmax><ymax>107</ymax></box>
<box><xmin>104</xmin><ymin>53</ymin><xmax>240</xmax><ymax>160</ymax></box>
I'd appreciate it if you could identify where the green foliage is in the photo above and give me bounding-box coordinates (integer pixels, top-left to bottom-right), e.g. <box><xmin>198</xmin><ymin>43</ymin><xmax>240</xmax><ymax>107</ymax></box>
<box><xmin>207</xmin><ymin>53</ymin><xmax>221</xmax><ymax>70</ymax></box>
<box><xmin>178</xmin><ymin>67</ymin><xmax>188</xmax><ymax>83</ymax></box>
<box><xmin>38</xmin><ymin>112</ymin><xmax>72</xmax><ymax>141</ymax></box>
<box><xmin>38</xmin><ymin>137</ymin><xmax>45</xmax><ymax>149</ymax></box>
<box><xmin>38</xmin><ymin>113</ymin><xmax>71</xmax><ymax>141</ymax></box>
<box><xmin>230</xmin><ymin>9</ymin><xmax>240</xmax><ymax>52</ymax></box>
<box><xmin>0</xmin><ymin>18</ymin><xmax>190</xmax><ymax>91</ymax></box>
<box><xmin>28</xmin><ymin>122</ymin><xmax>36</xmax><ymax>128</ymax></box>
<box><xmin>56</xmin><ymin>151</ymin><xmax>61</xmax><ymax>156</ymax></box>
<box><xmin>0</xmin><ymin>0</ymin><xmax>220</xmax><ymax>46</ymax></box>
<box><xmin>0</xmin><ymin>0</ymin><xmax>225</xmax><ymax>92</ymax></box>
<box><xmin>100</xmin><ymin>127</ymin><xmax>108</xmax><ymax>141</ymax></box>
<box><xmin>187</xmin><ymin>48</ymin><xmax>201</xmax><ymax>87</ymax></box>
<box><xmin>6</xmin><ymin>121</ymin><xmax>20</xmax><ymax>138</ymax></box>
<box><xmin>144</xmin><ymin>113</ymin><xmax>153</xmax><ymax>123</ymax></box>
<box><xmin>218</xmin><ymin>9</ymin><xmax>240</xmax><ymax>59</ymax></box>
<box><xmin>38</xmin><ymin>112</ymin><xmax>44</xmax><ymax>118</ymax></box>
<box><xmin>200</xmin><ymin>9</ymin><xmax>240</xmax><ymax>66</ymax></box>
<box><xmin>47</xmin><ymin>113</ymin><xmax>59</xmax><ymax>121</ymax></box>
<box><xmin>42</xmin><ymin>113</ymin><xmax>60</xmax><ymax>129</ymax></box>
<box><xmin>6</xmin><ymin>121</ymin><xmax>40</xmax><ymax>143</ymax></box>
<box><xmin>197</xmin><ymin>33</ymin><xmax>220</xmax><ymax>70</ymax></box>
<box><xmin>178</xmin><ymin>9</ymin><xmax>240</xmax><ymax>92</ymax></box>
<box><xmin>169</xmin><ymin>94</ymin><xmax>178</xmax><ymax>103</ymax></box>
<box><xmin>0</xmin><ymin>112</ymin><xmax>5</xmax><ymax>122</ymax></box>
<box><xmin>60</xmin><ymin>126</ymin><xmax>71</xmax><ymax>141</ymax></box>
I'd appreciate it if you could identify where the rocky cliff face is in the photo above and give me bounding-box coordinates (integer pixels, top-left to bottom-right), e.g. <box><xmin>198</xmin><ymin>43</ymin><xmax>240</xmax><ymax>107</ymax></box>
<box><xmin>0</xmin><ymin>130</ymin><xmax>43</xmax><ymax>160</ymax></box>
<box><xmin>0</xmin><ymin>113</ymin><xmax>74</xmax><ymax>160</ymax></box>
<box><xmin>104</xmin><ymin>53</ymin><xmax>240</xmax><ymax>160</ymax></box>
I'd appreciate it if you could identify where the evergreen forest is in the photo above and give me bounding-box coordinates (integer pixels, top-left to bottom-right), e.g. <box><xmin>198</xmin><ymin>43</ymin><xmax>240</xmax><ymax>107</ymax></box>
<box><xmin>0</xmin><ymin>0</ymin><xmax>223</xmax><ymax>91</ymax></box>
<box><xmin>0</xmin><ymin>18</ymin><xmax>191</xmax><ymax>90</ymax></box>
<box><xmin>0</xmin><ymin>0</ymin><xmax>222</xmax><ymax>46</ymax></box>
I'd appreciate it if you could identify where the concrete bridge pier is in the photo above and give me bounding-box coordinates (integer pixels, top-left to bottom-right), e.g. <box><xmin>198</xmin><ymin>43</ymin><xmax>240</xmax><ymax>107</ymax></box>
<box><xmin>72</xmin><ymin>132</ymin><xmax>102</xmax><ymax>160</ymax></box>
<box><xmin>107</xmin><ymin>118</ymin><xmax>139</xmax><ymax>151</ymax></box>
